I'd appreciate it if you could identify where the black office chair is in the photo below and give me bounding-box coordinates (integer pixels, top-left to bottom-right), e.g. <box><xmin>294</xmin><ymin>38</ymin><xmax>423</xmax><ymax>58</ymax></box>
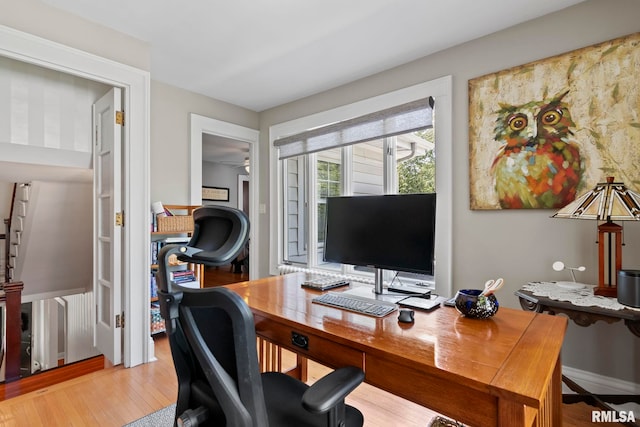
<box><xmin>157</xmin><ymin>207</ymin><xmax>364</xmax><ymax>427</ymax></box>
<box><xmin>179</xmin><ymin>205</ymin><xmax>250</xmax><ymax>266</ymax></box>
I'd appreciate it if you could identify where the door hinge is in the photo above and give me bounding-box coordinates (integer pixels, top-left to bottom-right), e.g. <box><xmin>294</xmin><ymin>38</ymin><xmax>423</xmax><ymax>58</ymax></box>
<box><xmin>116</xmin><ymin>312</ymin><xmax>124</xmax><ymax>328</ymax></box>
<box><xmin>115</xmin><ymin>212</ymin><xmax>124</xmax><ymax>227</ymax></box>
<box><xmin>115</xmin><ymin>110</ymin><xmax>124</xmax><ymax>125</ymax></box>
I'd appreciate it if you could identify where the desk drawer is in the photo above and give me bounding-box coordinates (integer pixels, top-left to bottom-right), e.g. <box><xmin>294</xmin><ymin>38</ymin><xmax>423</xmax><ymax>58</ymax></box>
<box><xmin>255</xmin><ymin>316</ymin><xmax>363</xmax><ymax>369</ymax></box>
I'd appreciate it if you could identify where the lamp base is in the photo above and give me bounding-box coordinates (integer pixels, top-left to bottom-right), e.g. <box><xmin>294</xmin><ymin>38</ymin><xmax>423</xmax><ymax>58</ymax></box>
<box><xmin>594</xmin><ymin>285</ymin><xmax>617</xmax><ymax>298</ymax></box>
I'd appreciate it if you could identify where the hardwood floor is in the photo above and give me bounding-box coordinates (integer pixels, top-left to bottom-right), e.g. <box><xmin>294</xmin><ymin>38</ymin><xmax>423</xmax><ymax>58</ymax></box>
<box><xmin>0</xmin><ymin>334</ymin><xmax>622</xmax><ymax>426</ymax></box>
<box><xmin>0</xmin><ymin>336</ymin><xmax>175</xmax><ymax>426</ymax></box>
<box><xmin>203</xmin><ymin>264</ymin><xmax>249</xmax><ymax>287</ymax></box>
<box><xmin>0</xmin><ymin>355</ymin><xmax>105</xmax><ymax>400</ymax></box>
<box><xmin>0</xmin><ymin>267</ymin><xmax>625</xmax><ymax>426</ymax></box>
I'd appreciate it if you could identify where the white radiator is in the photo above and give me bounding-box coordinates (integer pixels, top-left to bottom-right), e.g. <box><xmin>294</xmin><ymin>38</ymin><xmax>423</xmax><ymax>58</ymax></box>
<box><xmin>61</xmin><ymin>292</ymin><xmax>100</xmax><ymax>364</ymax></box>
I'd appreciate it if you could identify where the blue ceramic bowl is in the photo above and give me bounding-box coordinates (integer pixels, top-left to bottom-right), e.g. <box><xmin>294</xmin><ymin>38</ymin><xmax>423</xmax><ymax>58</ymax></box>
<box><xmin>454</xmin><ymin>289</ymin><xmax>499</xmax><ymax>319</ymax></box>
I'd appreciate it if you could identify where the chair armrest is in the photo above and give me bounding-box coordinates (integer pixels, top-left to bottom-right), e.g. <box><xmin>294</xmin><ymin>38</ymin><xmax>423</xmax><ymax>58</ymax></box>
<box><xmin>301</xmin><ymin>366</ymin><xmax>364</xmax><ymax>414</ymax></box>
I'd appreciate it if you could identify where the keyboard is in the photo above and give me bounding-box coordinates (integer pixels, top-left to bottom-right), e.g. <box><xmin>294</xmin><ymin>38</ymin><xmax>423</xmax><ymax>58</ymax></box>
<box><xmin>312</xmin><ymin>292</ymin><xmax>397</xmax><ymax>317</ymax></box>
<box><xmin>302</xmin><ymin>277</ymin><xmax>350</xmax><ymax>291</ymax></box>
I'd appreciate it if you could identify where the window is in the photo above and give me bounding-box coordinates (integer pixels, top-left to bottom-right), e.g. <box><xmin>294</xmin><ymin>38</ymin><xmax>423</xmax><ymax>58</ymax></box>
<box><xmin>270</xmin><ymin>77</ymin><xmax>453</xmax><ymax>297</ymax></box>
<box><xmin>281</xmin><ymin>130</ymin><xmax>435</xmax><ymax>279</ymax></box>
<box><xmin>284</xmin><ymin>156</ymin><xmax>307</xmax><ymax>264</ymax></box>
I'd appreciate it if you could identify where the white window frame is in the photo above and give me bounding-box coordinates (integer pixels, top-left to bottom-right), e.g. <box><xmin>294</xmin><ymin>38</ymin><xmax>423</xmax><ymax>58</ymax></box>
<box><xmin>269</xmin><ymin>76</ymin><xmax>453</xmax><ymax>297</ymax></box>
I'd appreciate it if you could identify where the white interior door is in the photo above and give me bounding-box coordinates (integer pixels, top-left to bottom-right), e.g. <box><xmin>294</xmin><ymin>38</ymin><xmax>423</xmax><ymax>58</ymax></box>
<box><xmin>93</xmin><ymin>88</ymin><xmax>122</xmax><ymax>365</ymax></box>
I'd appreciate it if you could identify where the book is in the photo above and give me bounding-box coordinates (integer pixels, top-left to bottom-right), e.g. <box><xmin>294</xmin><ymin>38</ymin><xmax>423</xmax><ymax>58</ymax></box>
<box><xmin>170</xmin><ymin>270</ymin><xmax>195</xmax><ymax>279</ymax></box>
<box><xmin>171</xmin><ymin>270</ymin><xmax>197</xmax><ymax>284</ymax></box>
<box><xmin>161</xmin><ymin>236</ymin><xmax>190</xmax><ymax>243</ymax></box>
<box><xmin>150</xmin><ymin>275</ymin><xmax>157</xmax><ymax>298</ymax></box>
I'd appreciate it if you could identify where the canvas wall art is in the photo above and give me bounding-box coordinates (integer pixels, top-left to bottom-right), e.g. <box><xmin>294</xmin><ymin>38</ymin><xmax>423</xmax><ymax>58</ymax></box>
<box><xmin>469</xmin><ymin>32</ymin><xmax>640</xmax><ymax>210</ymax></box>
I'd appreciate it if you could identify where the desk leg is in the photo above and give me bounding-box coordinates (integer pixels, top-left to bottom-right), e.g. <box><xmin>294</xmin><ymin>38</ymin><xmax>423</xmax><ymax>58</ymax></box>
<box><xmin>257</xmin><ymin>337</ymin><xmax>282</xmax><ymax>372</ymax></box>
<box><xmin>293</xmin><ymin>355</ymin><xmax>308</xmax><ymax>383</ymax></box>
<box><xmin>256</xmin><ymin>337</ymin><xmax>308</xmax><ymax>382</ymax></box>
<box><xmin>549</xmin><ymin>355</ymin><xmax>563</xmax><ymax>426</ymax></box>
<box><xmin>497</xmin><ymin>355</ymin><xmax>562</xmax><ymax>427</ymax></box>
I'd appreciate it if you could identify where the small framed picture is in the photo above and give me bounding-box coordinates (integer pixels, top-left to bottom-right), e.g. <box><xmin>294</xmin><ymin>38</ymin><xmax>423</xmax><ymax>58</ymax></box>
<box><xmin>202</xmin><ymin>186</ymin><xmax>229</xmax><ymax>201</ymax></box>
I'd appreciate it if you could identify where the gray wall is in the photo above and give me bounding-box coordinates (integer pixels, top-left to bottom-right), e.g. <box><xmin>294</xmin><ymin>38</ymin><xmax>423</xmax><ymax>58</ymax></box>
<box><xmin>0</xmin><ymin>182</ymin><xmax>11</xmax><ymax>218</ymax></box>
<box><xmin>149</xmin><ymin>81</ymin><xmax>258</xmax><ymax>204</ymax></box>
<box><xmin>259</xmin><ymin>0</ymin><xmax>640</xmax><ymax>383</ymax></box>
<box><xmin>18</xmin><ymin>181</ymin><xmax>93</xmax><ymax>297</ymax></box>
<box><xmin>202</xmin><ymin>161</ymin><xmax>247</xmax><ymax>209</ymax></box>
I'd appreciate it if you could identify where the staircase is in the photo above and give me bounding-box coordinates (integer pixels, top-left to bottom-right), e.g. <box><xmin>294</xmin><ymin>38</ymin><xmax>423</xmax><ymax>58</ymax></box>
<box><xmin>1</xmin><ymin>220</ymin><xmax>7</xmax><ymax>283</ymax></box>
<box><xmin>1</xmin><ymin>180</ymin><xmax>95</xmax><ymax>384</ymax></box>
<box><xmin>2</xmin><ymin>183</ymin><xmax>31</xmax><ymax>283</ymax></box>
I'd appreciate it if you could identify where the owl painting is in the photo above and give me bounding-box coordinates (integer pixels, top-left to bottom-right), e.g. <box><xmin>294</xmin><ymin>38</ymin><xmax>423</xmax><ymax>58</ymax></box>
<box><xmin>490</xmin><ymin>90</ymin><xmax>584</xmax><ymax>209</ymax></box>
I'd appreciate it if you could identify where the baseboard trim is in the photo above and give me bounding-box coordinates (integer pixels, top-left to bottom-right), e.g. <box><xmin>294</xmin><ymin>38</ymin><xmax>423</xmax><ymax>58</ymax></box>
<box><xmin>0</xmin><ymin>354</ymin><xmax>105</xmax><ymax>401</ymax></box>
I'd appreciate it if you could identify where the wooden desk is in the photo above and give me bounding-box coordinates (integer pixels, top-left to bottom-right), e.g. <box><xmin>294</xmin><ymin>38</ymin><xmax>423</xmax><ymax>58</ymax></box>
<box><xmin>226</xmin><ymin>273</ymin><xmax>567</xmax><ymax>427</ymax></box>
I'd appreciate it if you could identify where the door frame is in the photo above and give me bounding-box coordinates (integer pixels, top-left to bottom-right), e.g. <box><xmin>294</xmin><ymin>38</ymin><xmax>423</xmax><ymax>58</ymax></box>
<box><xmin>0</xmin><ymin>25</ymin><xmax>151</xmax><ymax>367</ymax></box>
<box><xmin>189</xmin><ymin>114</ymin><xmax>259</xmax><ymax>280</ymax></box>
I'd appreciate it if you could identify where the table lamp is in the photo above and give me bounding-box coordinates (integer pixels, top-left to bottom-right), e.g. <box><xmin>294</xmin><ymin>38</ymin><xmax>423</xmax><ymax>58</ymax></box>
<box><xmin>552</xmin><ymin>177</ymin><xmax>640</xmax><ymax>297</ymax></box>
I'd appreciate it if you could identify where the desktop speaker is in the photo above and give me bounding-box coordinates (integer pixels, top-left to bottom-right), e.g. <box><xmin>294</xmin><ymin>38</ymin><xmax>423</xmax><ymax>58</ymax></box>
<box><xmin>617</xmin><ymin>270</ymin><xmax>640</xmax><ymax>308</ymax></box>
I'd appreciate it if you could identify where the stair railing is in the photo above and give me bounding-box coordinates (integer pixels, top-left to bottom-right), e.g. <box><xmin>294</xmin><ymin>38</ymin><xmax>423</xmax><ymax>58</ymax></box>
<box><xmin>0</xmin><ymin>281</ymin><xmax>24</xmax><ymax>382</ymax></box>
<box><xmin>1</xmin><ymin>184</ymin><xmax>22</xmax><ymax>384</ymax></box>
<box><xmin>2</xmin><ymin>219</ymin><xmax>9</xmax><ymax>282</ymax></box>
<box><xmin>2</xmin><ymin>184</ymin><xmax>17</xmax><ymax>282</ymax></box>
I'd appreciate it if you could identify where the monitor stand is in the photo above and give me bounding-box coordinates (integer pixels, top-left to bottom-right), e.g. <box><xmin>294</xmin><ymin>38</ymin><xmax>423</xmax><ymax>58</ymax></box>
<box><xmin>342</xmin><ymin>268</ymin><xmax>406</xmax><ymax>303</ymax></box>
<box><xmin>374</xmin><ymin>268</ymin><xmax>385</xmax><ymax>295</ymax></box>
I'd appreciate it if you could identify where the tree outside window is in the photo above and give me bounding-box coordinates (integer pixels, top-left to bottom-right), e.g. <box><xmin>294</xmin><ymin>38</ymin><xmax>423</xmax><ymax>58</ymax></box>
<box><xmin>317</xmin><ymin>160</ymin><xmax>341</xmax><ymax>243</ymax></box>
<box><xmin>398</xmin><ymin>129</ymin><xmax>435</xmax><ymax>194</ymax></box>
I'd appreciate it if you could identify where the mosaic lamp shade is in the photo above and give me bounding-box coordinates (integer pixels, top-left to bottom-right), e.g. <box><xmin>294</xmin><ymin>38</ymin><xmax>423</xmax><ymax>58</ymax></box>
<box><xmin>552</xmin><ymin>177</ymin><xmax>640</xmax><ymax>297</ymax></box>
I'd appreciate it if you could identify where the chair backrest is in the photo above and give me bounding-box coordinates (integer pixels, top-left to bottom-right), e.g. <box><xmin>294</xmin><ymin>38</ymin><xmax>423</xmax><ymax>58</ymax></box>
<box><xmin>182</xmin><ymin>206</ymin><xmax>250</xmax><ymax>266</ymax></box>
<box><xmin>177</xmin><ymin>287</ymin><xmax>269</xmax><ymax>427</ymax></box>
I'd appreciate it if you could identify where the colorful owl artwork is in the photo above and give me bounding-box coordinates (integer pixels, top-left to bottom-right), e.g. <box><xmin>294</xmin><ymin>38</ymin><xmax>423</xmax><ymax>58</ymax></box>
<box><xmin>490</xmin><ymin>90</ymin><xmax>584</xmax><ymax>209</ymax></box>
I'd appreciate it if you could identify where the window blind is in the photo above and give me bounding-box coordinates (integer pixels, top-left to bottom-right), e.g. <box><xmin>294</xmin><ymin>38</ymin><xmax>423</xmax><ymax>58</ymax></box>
<box><xmin>274</xmin><ymin>97</ymin><xmax>434</xmax><ymax>160</ymax></box>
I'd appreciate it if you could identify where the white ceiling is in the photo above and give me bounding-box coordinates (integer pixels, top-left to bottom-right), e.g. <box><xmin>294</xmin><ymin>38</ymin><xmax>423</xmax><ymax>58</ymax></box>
<box><xmin>42</xmin><ymin>0</ymin><xmax>585</xmax><ymax>112</ymax></box>
<box><xmin>202</xmin><ymin>134</ymin><xmax>250</xmax><ymax>165</ymax></box>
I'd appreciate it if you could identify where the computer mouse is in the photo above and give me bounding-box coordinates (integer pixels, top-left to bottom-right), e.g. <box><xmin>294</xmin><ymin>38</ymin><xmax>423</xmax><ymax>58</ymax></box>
<box><xmin>398</xmin><ymin>309</ymin><xmax>415</xmax><ymax>323</ymax></box>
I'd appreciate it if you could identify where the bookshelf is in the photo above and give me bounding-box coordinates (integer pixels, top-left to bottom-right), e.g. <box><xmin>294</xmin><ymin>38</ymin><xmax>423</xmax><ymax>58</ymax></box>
<box><xmin>150</xmin><ymin>204</ymin><xmax>201</xmax><ymax>334</ymax></box>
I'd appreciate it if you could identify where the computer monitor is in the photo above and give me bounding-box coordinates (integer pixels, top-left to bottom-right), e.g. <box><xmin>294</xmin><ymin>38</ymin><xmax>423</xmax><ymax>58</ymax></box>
<box><xmin>323</xmin><ymin>193</ymin><xmax>436</xmax><ymax>294</ymax></box>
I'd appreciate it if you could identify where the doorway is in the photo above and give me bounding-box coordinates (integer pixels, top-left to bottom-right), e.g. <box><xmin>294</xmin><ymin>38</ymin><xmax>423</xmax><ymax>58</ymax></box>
<box><xmin>200</xmin><ymin>134</ymin><xmax>251</xmax><ymax>284</ymax></box>
<box><xmin>0</xmin><ymin>55</ymin><xmax>115</xmax><ymax>377</ymax></box>
<box><xmin>1</xmin><ymin>25</ymin><xmax>151</xmax><ymax>368</ymax></box>
<box><xmin>189</xmin><ymin>114</ymin><xmax>259</xmax><ymax>280</ymax></box>
<box><xmin>238</xmin><ymin>175</ymin><xmax>250</xmax><ymax>213</ymax></box>
<box><xmin>201</xmin><ymin>133</ymin><xmax>250</xmax><ymax>212</ymax></box>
